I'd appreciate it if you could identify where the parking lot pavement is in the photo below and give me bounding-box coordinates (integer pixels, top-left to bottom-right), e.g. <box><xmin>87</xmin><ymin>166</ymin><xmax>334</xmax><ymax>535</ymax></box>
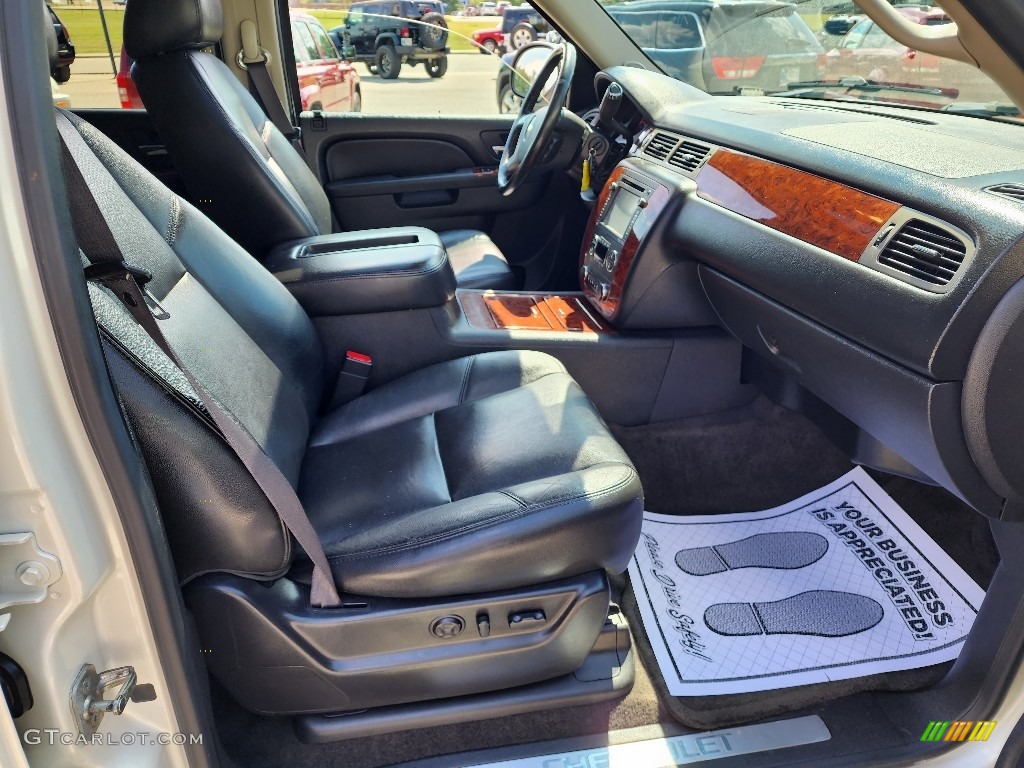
<box><xmin>60</xmin><ymin>52</ymin><xmax>506</xmax><ymax>116</ymax></box>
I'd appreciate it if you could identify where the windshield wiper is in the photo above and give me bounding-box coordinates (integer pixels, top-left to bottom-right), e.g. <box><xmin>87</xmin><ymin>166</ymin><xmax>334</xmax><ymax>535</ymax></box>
<box><xmin>940</xmin><ymin>102</ymin><xmax>1022</xmax><ymax>119</ymax></box>
<box><xmin>778</xmin><ymin>76</ymin><xmax>960</xmax><ymax>99</ymax></box>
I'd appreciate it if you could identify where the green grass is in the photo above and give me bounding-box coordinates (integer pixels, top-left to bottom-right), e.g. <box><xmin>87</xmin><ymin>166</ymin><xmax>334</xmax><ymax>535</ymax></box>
<box><xmin>56</xmin><ymin>7</ymin><xmax>125</xmax><ymax>56</ymax></box>
<box><xmin>55</xmin><ymin>6</ymin><xmax>497</xmax><ymax>56</ymax></box>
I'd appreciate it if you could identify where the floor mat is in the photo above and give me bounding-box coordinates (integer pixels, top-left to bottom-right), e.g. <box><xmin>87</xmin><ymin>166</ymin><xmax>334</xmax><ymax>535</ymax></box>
<box><xmin>628</xmin><ymin>467</ymin><xmax>984</xmax><ymax>697</ymax></box>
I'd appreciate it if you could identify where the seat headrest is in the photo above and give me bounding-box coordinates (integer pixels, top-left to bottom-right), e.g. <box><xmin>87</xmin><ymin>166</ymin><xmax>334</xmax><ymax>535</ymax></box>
<box><xmin>124</xmin><ymin>0</ymin><xmax>224</xmax><ymax>58</ymax></box>
<box><xmin>42</xmin><ymin>0</ymin><xmax>58</xmax><ymax>73</ymax></box>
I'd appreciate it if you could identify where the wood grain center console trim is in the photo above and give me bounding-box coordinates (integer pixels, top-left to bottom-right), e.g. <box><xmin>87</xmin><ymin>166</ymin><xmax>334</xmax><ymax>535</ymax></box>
<box><xmin>695</xmin><ymin>149</ymin><xmax>900</xmax><ymax>260</ymax></box>
<box><xmin>459</xmin><ymin>291</ymin><xmax>607</xmax><ymax>334</ymax></box>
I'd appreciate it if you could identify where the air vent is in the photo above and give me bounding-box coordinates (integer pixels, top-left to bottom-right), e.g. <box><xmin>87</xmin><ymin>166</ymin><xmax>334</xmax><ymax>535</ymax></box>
<box><xmin>878</xmin><ymin>219</ymin><xmax>967</xmax><ymax>286</ymax></box>
<box><xmin>986</xmin><ymin>183</ymin><xmax>1024</xmax><ymax>203</ymax></box>
<box><xmin>667</xmin><ymin>140</ymin><xmax>711</xmax><ymax>173</ymax></box>
<box><xmin>642</xmin><ymin>131</ymin><xmax>678</xmax><ymax>161</ymax></box>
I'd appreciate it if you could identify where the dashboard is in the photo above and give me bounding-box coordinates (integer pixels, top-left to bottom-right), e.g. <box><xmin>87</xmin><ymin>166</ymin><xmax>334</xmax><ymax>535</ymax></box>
<box><xmin>583</xmin><ymin>65</ymin><xmax>1024</xmax><ymax>520</ymax></box>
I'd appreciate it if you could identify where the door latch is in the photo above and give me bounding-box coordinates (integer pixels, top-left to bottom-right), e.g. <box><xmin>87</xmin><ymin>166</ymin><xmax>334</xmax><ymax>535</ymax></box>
<box><xmin>70</xmin><ymin>664</ymin><xmax>137</xmax><ymax>736</ymax></box>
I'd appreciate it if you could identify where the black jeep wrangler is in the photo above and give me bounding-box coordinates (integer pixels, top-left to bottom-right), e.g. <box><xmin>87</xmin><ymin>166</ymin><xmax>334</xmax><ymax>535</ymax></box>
<box><xmin>331</xmin><ymin>1</ymin><xmax>449</xmax><ymax>80</ymax></box>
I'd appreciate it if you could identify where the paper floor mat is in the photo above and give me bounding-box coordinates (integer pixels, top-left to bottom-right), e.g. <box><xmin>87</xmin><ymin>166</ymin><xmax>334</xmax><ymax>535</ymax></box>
<box><xmin>628</xmin><ymin>467</ymin><xmax>985</xmax><ymax>696</ymax></box>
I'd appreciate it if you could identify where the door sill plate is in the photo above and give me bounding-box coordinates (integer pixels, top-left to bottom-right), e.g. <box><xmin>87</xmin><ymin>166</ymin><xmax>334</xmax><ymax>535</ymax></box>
<box><xmin>465</xmin><ymin>715</ymin><xmax>830</xmax><ymax>767</ymax></box>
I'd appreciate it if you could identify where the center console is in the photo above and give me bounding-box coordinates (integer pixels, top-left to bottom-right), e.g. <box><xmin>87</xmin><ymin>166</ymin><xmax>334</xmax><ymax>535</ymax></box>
<box><xmin>581</xmin><ymin>166</ymin><xmax>671</xmax><ymax>321</ymax></box>
<box><xmin>265</xmin><ymin>227</ymin><xmax>456</xmax><ymax>317</ymax></box>
<box><xmin>578</xmin><ymin>161</ymin><xmax>716</xmax><ymax>331</ymax></box>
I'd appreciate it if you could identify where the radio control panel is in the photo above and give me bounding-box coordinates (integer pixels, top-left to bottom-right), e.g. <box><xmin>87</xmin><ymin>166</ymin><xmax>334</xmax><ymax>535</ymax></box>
<box><xmin>580</xmin><ymin>166</ymin><xmax>666</xmax><ymax>321</ymax></box>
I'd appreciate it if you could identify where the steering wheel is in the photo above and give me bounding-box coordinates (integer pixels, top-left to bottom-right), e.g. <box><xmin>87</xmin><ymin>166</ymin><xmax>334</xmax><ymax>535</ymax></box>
<box><xmin>498</xmin><ymin>43</ymin><xmax>576</xmax><ymax>196</ymax></box>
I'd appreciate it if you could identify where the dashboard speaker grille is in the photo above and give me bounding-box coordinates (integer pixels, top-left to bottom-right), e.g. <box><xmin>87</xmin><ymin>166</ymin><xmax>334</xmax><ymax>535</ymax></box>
<box><xmin>667</xmin><ymin>140</ymin><xmax>711</xmax><ymax>173</ymax></box>
<box><xmin>642</xmin><ymin>131</ymin><xmax>679</xmax><ymax>161</ymax></box>
<box><xmin>878</xmin><ymin>220</ymin><xmax>967</xmax><ymax>286</ymax></box>
<box><xmin>985</xmin><ymin>183</ymin><xmax>1024</xmax><ymax>203</ymax></box>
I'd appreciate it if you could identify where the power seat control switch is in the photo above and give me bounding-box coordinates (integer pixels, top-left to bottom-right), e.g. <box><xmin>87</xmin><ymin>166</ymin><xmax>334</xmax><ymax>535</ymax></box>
<box><xmin>508</xmin><ymin>609</ymin><xmax>546</xmax><ymax>629</ymax></box>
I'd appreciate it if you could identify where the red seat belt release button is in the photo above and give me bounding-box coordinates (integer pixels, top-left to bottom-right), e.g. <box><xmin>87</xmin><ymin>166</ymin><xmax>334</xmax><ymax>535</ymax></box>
<box><xmin>330</xmin><ymin>351</ymin><xmax>373</xmax><ymax>410</ymax></box>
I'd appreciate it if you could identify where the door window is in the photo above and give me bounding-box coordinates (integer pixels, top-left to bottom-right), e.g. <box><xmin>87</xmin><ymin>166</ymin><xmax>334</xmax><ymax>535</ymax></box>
<box><xmin>657</xmin><ymin>13</ymin><xmax>703</xmax><ymax>50</ymax></box>
<box><xmin>842</xmin><ymin>18</ymin><xmax>872</xmax><ymax>50</ymax></box>
<box><xmin>54</xmin><ymin>4</ymin><xmax>535</xmax><ymax>116</ymax></box>
<box><xmin>863</xmin><ymin>22</ymin><xmax>895</xmax><ymax>49</ymax></box>
<box><xmin>294</xmin><ymin>22</ymin><xmax>323</xmax><ymax>62</ymax></box>
<box><xmin>309</xmin><ymin>22</ymin><xmax>340</xmax><ymax>60</ymax></box>
<box><xmin>291</xmin><ymin>23</ymin><xmax>310</xmax><ymax>65</ymax></box>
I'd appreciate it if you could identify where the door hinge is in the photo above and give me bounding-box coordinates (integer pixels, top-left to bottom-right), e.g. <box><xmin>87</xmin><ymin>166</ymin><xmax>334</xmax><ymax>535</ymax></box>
<box><xmin>70</xmin><ymin>664</ymin><xmax>137</xmax><ymax>737</ymax></box>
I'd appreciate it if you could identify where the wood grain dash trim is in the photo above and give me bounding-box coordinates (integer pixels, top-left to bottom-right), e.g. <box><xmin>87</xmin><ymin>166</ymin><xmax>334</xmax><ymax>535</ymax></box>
<box><xmin>459</xmin><ymin>292</ymin><xmax>607</xmax><ymax>333</ymax></box>
<box><xmin>696</xmin><ymin>149</ymin><xmax>900</xmax><ymax>260</ymax></box>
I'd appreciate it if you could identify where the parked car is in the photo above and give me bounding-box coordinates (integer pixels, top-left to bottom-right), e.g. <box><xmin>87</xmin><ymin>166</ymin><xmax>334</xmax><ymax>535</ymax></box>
<box><xmin>116</xmin><ymin>45</ymin><xmax>142</xmax><ymax>109</ymax></box>
<box><xmin>49</xmin><ymin>76</ymin><xmax>70</xmax><ymax>108</ymax></box>
<box><xmin>290</xmin><ymin>12</ymin><xmax>362</xmax><ymax>112</ymax></box>
<box><xmin>472</xmin><ymin>26</ymin><xmax>505</xmax><ymax>54</ymax></box>
<box><xmin>496</xmin><ymin>48</ymin><xmax>519</xmax><ymax>112</ymax></box>
<box><xmin>118</xmin><ymin>13</ymin><xmax>361</xmax><ymax>112</ymax></box>
<box><xmin>479</xmin><ymin>2</ymin><xmax>498</xmax><ymax>15</ymax></box>
<box><xmin>331</xmin><ymin>0</ymin><xmax>449</xmax><ymax>79</ymax></box>
<box><xmin>46</xmin><ymin>5</ymin><xmax>75</xmax><ymax>83</ymax></box>
<box><xmin>495</xmin><ymin>41</ymin><xmax>553</xmax><ymax>113</ymax></box>
<box><xmin>816</xmin><ymin>13</ymin><xmax>859</xmax><ymax>50</ymax></box>
<box><xmin>823</xmin><ymin>7</ymin><xmax>1007</xmax><ymax>103</ymax></box>
<box><xmin>603</xmin><ymin>0</ymin><xmax>823</xmax><ymax>94</ymax></box>
<box><xmin>501</xmin><ymin>5</ymin><xmax>551</xmax><ymax>51</ymax></box>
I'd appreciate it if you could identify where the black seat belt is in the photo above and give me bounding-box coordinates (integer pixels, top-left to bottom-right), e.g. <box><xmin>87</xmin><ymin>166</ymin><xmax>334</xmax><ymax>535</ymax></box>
<box><xmin>246</xmin><ymin>55</ymin><xmax>301</xmax><ymax>144</ymax></box>
<box><xmin>58</xmin><ymin>135</ymin><xmax>340</xmax><ymax>609</ymax></box>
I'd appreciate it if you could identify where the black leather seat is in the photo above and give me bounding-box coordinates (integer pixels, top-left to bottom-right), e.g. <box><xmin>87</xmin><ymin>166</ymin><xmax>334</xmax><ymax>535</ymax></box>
<box><xmin>122</xmin><ymin>0</ymin><xmax>517</xmax><ymax>290</ymax></box>
<box><xmin>57</xmin><ymin>104</ymin><xmax>643</xmax><ymax>713</ymax></box>
<box><xmin>301</xmin><ymin>351</ymin><xmax>640</xmax><ymax>597</ymax></box>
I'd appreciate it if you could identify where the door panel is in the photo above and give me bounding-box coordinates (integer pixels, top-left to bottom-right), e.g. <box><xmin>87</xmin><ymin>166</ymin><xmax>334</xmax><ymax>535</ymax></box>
<box><xmin>300</xmin><ymin>113</ymin><xmax>577</xmax><ymax>284</ymax></box>
<box><xmin>324</xmin><ymin>137</ymin><xmax>477</xmax><ymax>179</ymax></box>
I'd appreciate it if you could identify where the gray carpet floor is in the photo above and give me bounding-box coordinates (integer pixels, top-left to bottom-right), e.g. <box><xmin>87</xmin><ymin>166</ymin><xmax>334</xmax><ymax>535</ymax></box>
<box><xmin>612</xmin><ymin>396</ymin><xmax>998</xmax><ymax>729</ymax></box>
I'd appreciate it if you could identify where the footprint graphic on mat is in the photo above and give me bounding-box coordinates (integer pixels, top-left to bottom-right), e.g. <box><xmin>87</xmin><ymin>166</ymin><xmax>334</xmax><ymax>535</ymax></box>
<box><xmin>675</xmin><ymin>531</ymin><xmax>829</xmax><ymax>576</ymax></box>
<box><xmin>704</xmin><ymin>590</ymin><xmax>885</xmax><ymax>638</ymax></box>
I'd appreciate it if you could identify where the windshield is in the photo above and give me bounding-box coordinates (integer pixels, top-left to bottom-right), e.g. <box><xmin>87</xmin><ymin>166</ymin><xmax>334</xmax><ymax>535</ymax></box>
<box><xmin>599</xmin><ymin>0</ymin><xmax>1019</xmax><ymax>121</ymax></box>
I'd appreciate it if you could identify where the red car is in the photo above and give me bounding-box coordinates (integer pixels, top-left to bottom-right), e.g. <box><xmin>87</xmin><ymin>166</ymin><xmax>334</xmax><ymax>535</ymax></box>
<box><xmin>118</xmin><ymin>13</ymin><xmax>361</xmax><ymax>112</ymax></box>
<box><xmin>824</xmin><ymin>8</ymin><xmax>1007</xmax><ymax>104</ymax></box>
<box><xmin>471</xmin><ymin>26</ymin><xmax>505</xmax><ymax>54</ymax></box>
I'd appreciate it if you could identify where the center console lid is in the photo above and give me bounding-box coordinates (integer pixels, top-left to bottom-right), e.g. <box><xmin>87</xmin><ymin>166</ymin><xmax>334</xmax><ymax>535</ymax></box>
<box><xmin>266</xmin><ymin>227</ymin><xmax>456</xmax><ymax>316</ymax></box>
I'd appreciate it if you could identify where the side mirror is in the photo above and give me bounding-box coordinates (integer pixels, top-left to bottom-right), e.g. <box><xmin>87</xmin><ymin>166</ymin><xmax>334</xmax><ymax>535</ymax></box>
<box><xmin>509</xmin><ymin>41</ymin><xmax>557</xmax><ymax>98</ymax></box>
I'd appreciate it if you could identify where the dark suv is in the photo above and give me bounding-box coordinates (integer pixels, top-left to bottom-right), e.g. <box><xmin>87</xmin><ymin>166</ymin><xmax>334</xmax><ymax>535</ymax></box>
<box><xmin>332</xmin><ymin>1</ymin><xmax>449</xmax><ymax>80</ymax></box>
<box><xmin>501</xmin><ymin>6</ymin><xmax>552</xmax><ymax>51</ymax></box>
<box><xmin>604</xmin><ymin>0</ymin><xmax>823</xmax><ymax>94</ymax></box>
<box><xmin>46</xmin><ymin>5</ymin><xmax>75</xmax><ymax>83</ymax></box>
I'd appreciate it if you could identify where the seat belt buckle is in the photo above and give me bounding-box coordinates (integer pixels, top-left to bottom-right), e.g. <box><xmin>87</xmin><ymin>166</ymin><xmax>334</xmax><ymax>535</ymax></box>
<box><xmin>329</xmin><ymin>351</ymin><xmax>372</xmax><ymax>410</ymax></box>
<box><xmin>84</xmin><ymin>260</ymin><xmax>170</xmax><ymax>320</ymax></box>
<box><xmin>84</xmin><ymin>259</ymin><xmax>153</xmax><ymax>287</ymax></box>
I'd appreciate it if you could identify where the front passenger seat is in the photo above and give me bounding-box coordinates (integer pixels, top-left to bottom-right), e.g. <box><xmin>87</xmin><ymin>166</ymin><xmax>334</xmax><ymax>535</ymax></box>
<box><xmin>57</xmin><ymin>105</ymin><xmax>643</xmax><ymax>715</ymax></box>
<box><xmin>122</xmin><ymin>0</ymin><xmax>517</xmax><ymax>290</ymax></box>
